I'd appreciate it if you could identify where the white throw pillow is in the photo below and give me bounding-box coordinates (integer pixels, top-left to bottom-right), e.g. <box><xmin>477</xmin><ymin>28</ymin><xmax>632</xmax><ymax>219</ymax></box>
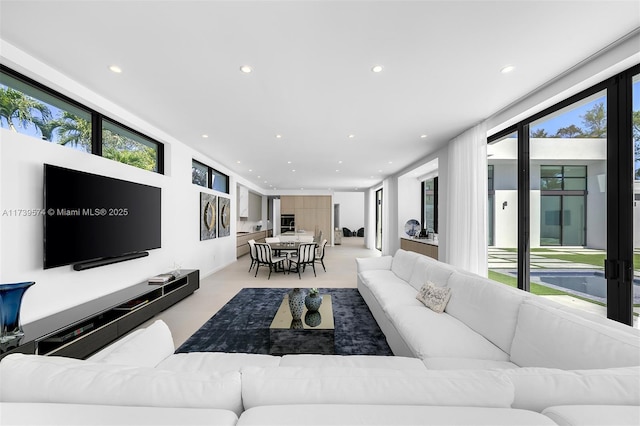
<box><xmin>416</xmin><ymin>281</ymin><xmax>451</xmax><ymax>313</ymax></box>
<box><xmin>96</xmin><ymin>320</ymin><xmax>175</xmax><ymax>368</ymax></box>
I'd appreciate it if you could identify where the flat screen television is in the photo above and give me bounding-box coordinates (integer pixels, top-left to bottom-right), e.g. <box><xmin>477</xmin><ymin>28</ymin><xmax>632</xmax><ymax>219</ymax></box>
<box><xmin>43</xmin><ymin>164</ymin><xmax>161</xmax><ymax>270</ymax></box>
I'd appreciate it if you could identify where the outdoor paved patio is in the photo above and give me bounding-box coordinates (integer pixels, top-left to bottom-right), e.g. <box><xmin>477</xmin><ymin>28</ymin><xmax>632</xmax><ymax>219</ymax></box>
<box><xmin>488</xmin><ymin>247</ymin><xmax>603</xmax><ymax>270</ymax></box>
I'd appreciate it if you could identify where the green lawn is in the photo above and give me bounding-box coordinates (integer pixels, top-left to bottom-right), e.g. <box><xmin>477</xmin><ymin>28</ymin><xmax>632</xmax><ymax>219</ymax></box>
<box><xmin>504</xmin><ymin>249</ymin><xmax>640</xmax><ymax>271</ymax></box>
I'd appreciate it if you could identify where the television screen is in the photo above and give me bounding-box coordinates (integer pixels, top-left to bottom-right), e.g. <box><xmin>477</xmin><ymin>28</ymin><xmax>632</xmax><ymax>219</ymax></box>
<box><xmin>43</xmin><ymin>164</ymin><xmax>161</xmax><ymax>269</ymax></box>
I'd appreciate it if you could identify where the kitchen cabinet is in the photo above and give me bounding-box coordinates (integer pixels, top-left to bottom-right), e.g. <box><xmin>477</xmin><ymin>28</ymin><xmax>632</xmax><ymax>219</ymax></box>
<box><xmin>279</xmin><ymin>196</ymin><xmax>331</xmax><ymax>242</ymax></box>
<box><xmin>238</xmin><ymin>185</ymin><xmax>249</xmax><ymax>218</ymax></box>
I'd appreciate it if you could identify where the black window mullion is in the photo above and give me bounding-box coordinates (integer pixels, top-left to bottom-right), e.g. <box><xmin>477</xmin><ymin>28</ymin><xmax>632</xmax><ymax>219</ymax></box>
<box><xmin>606</xmin><ymin>72</ymin><xmax>634</xmax><ymax>325</ymax></box>
<box><xmin>92</xmin><ymin>112</ymin><xmax>102</xmax><ymax>156</ymax></box>
<box><xmin>518</xmin><ymin>123</ymin><xmax>530</xmax><ymax>292</ymax></box>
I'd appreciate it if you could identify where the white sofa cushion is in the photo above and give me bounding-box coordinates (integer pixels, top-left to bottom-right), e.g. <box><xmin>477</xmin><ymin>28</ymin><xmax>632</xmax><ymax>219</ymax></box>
<box><xmin>542</xmin><ymin>405</ymin><xmax>640</xmax><ymax>426</ymax></box>
<box><xmin>360</xmin><ymin>271</ymin><xmax>423</xmax><ymax>312</ymax></box>
<box><xmin>241</xmin><ymin>367</ymin><xmax>514</xmax><ymax>409</ymax></box>
<box><xmin>280</xmin><ymin>354</ymin><xmax>426</xmax><ymax>370</ymax></box>
<box><xmin>408</xmin><ymin>255</ymin><xmax>457</xmax><ymax>290</ymax></box>
<box><xmin>390</xmin><ymin>249</ymin><xmax>420</xmax><ymax>282</ymax></box>
<box><xmin>0</xmin><ymin>402</ymin><xmax>239</xmax><ymax>426</ymax></box>
<box><xmin>355</xmin><ymin>256</ymin><xmax>392</xmax><ymax>273</ymax></box>
<box><xmin>388</xmin><ymin>305</ymin><xmax>511</xmax><ymax>361</ymax></box>
<box><xmin>510</xmin><ymin>299</ymin><xmax>640</xmax><ymax>369</ymax></box>
<box><xmin>237</xmin><ymin>405</ymin><xmax>556</xmax><ymax>426</ymax></box>
<box><xmin>505</xmin><ymin>366</ymin><xmax>640</xmax><ymax>412</ymax></box>
<box><xmin>423</xmin><ymin>357</ymin><xmax>519</xmax><ymax>370</ymax></box>
<box><xmin>89</xmin><ymin>320</ymin><xmax>175</xmax><ymax>368</ymax></box>
<box><xmin>0</xmin><ymin>354</ymin><xmax>243</xmax><ymax>415</ymax></box>
<box><xmin>446</xmin><ymin>272</ymin><xmax>527</xmax><ymax>355</ymax></box>
<box><xmin>157</xmin><ymin>352</ymin><xmax>281</xmax><ymax>374</ymax></box>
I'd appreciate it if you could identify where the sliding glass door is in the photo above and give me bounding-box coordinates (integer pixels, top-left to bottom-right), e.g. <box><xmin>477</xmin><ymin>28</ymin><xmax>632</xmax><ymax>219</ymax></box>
<box><xmin>488</xmin><ymin>64</ymin><xmax>638</xmax><ymax>325</ymax></box>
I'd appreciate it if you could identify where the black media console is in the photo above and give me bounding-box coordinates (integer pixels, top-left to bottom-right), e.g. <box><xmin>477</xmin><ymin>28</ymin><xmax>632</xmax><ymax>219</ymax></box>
<box><xmin>0</xmin><ymin>269</ymin><xmax>199</xmax><ymax>360</ymax></box>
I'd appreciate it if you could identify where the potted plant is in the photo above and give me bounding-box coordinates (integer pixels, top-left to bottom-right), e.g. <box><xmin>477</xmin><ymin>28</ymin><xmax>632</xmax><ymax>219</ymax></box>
<box><xmin>304</xmin><ymin>288</ymin><xmax>322</xmax><ymax>312</ymax></box>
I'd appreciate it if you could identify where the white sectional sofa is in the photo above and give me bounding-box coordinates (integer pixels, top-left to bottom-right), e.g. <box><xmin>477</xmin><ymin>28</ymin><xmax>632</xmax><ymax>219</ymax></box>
<box><xmin>1</xmin><ymin>250</ymin><xmax>639</xmax><ymax>425</ymax></box>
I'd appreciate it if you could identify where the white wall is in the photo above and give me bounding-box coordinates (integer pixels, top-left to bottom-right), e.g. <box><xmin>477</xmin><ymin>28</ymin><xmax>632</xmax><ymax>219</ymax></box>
<box><xmin>332</xmin><ymin>192</ymin><xmax>364</xmax><ymax>234</ymax></box>
<box><xmin>0</xmin><ymin>45</ymin><xmax>240</xmax><ymax>324</ymax></box>
<box><xmin>397</xmin><ymin>173</ymin><xmax>422</xmax><ymax>237</ymax></box>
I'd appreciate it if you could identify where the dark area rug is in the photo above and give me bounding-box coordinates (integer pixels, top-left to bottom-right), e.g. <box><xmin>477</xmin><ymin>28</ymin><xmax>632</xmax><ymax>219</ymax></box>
<box><xmin>176</xmin><ymin>288</ymin><xmax>392</xmax><ymax>356</ymax></box>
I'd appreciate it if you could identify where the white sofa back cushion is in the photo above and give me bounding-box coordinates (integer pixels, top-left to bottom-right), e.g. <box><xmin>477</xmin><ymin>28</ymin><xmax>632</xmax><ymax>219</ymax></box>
<box><xmin>157</xmin><ymin>352</ymin><xmax>281</xmax><ymax>374</ymax></box>
<box><xmin>390</xmin><ymin>249</ymin><xmax>420</xmax><ymax>282</ymax></box>
<box><xmin>446</xmin><ymin>272</ymin><xmax>528</xmax><ymax>355</ymax></box>
<box><xmin>506</xmin><ymin>366</ymin><xmax>640</xmax><ymax>412</ymax></box>
<box><xmin>0</xmin><ymin>354</ymin><xmax>243</xmax><ymax>415</ymax></box>
<box><xmin>408</xmin><ymin>256</ymin><xmax>456</xmax><ymax>290</ymax></box>
<box><xmin>89</xmin><ymin>320</ymin><xmax>174</xmax><ymax>368</ymax></box>
<box><xmin>510</xmin><ymin>299</ymin><xmax>640</xmax><ymax>369</ymax></box>
<box><xmin>241</xmin><ymin>367</ymin><xmax>514</xmax><ymax>409</ymax></box>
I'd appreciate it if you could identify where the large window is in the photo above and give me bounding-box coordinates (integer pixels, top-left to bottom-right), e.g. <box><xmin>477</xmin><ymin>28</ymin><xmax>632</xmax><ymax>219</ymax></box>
<box><xmin>539</xmin><ymin>165</ymin><xmax>587</xmax><ymax>246</ymax></box>
<box><xmin>1</xmin><ymin>66</ymin><xmax>164</xmax><ymax>173</ymax></box>
<box><xmin>102</xmin><ymin>120</ymin><xmax>160</xmax><ymax>172</ymax></box>
<box><xmin>1</xmin><ymin>71</ymin><xmax>91</xmax><ymax>151</ymax></box>
<box><xmin>192</xmin><ymin>159</ymin><xmax>229</xmax><ymax>194</ymax></box>
<box><xmin>421</xmin><ymin>177</ymin><xmax>438</xmax><ymax>233</ymax></box>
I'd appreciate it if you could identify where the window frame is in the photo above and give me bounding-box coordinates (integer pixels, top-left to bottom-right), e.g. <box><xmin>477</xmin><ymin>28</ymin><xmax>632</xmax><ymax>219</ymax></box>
<box><xmin>1</xmin><ymin>65</ymin><xmax>164</xmax><ymax>174</ymax></box>
<box><xmin>192</xmin><ymin>158</ymin><xmax>229</xmax><ymax>194</ymax></box>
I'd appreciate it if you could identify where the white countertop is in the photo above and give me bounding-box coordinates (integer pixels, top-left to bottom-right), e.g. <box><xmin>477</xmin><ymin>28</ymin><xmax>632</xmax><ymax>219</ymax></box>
<box><xmin>401</xmin><ymin>236</ymin><xmax>439</xmax><ymax>246</ymax></box>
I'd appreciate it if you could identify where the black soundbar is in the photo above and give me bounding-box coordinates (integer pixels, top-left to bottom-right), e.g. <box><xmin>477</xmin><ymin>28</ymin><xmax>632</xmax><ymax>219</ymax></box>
<box><xmin>73</xmin><ymin>252</ymin><xmax>149</xmax><ymax>271</ymax></box>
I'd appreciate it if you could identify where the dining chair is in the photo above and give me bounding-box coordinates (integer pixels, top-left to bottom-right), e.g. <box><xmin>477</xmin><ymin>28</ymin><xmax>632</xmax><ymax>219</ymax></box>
<box><xmin>314</xmin><ymin>239</ymin><xmax>328</xmax><ymax>272</ymax></box>
<box><xmin>253</xmin><ymin>242</ymin><xmax>287</xmax><ymax>279</ymax></box>
<box><xmin>247</xmin><ymin>239</ymin><xmax>257</xmax><ymax>272</ymax></box>
<box><xmin>288</xmin><ymin>242</ymin><xmax>316</xmax><ymax>279</ymax></box>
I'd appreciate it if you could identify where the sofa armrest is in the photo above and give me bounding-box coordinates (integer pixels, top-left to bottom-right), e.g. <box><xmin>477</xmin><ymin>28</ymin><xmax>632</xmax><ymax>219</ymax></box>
<box><xmin>356</xmin><ymin>256</ymin><xmax>393</xmax><ymax>273</ymax></box>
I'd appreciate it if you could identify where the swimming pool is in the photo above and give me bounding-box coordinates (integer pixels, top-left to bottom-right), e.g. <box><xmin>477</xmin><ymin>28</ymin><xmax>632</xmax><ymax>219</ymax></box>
<box><xmin>510</xmin><ymin>270</ymin><xmax>640</xmax><ymax>304</ymax></box>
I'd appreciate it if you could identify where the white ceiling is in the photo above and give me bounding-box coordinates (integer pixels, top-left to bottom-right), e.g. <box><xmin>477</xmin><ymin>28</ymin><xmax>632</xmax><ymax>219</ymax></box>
<box><xmin>1</xmin><ymin>0</ymin><xmax>639</xmax><ymax>192</ymax></box>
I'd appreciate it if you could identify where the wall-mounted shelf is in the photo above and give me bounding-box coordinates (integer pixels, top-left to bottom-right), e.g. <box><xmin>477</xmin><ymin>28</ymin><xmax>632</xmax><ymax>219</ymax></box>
<box><xmin>0</xmin><ymin>269</ymin><xmax>199</xmax><ymax>360</ymax></box>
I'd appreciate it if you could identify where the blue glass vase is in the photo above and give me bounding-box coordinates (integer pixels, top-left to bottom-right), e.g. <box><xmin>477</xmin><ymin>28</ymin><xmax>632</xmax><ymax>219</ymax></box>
<box><xmin>0</xmin><ymin>281</ymin><xmax>35</xmax><ymax>345</ymax></box>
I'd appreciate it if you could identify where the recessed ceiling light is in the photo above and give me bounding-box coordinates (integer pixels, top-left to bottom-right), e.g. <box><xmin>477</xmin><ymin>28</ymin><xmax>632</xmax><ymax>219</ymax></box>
<box><xmin>338</xmin><ymin>160</ymin><xmax>343</xmax><ymax>164</ymax></box>
<box><xmin>336</xmin><ymin>169</ymin><xmax>340</xmax><ymax>172</ymax></box>
<box><xmin>292</xmin><ymin>169</ymin><xmax>296</xmax><ymax>172</ymax></box>
<box><xmin>348</xmin><ymin>134</ymin><xmax>355</xmax><ymax>139</ymax></box>
<box><xmin>201</xmin><ymin>134</ymin><xmax>209</xmax><ymax>138</ymax></box>
<box><xmin>275</xmin><ymin>134</ymin><xmax>282</xmax><ymax>139</ymax></box>
<box><xmin>287</xmin><ymin>161</ymin><xmax>292</xmax><ymax>164</ymax></box>
<box><xmin>501</xmin><ymin>65</ymin><xmax>515</xmax><ymax>74</ymax></box>
<box><xmin>420</xmin><ymin>134</ymin><xmax>428</xmax><ymax>139</ymax></box>
<box><xmin>388</xmin><ymin>161</ymin><xmax>393</xmax><ymax>164</ymax></box>
<box><xmin>371</xmin><ymin>65</ymin><xmax>383</xmax><ymax>73</ymax></box>
<box><xmin>248</xmin><ymin>169</ymin><xmax>253</xmax><ymax>172</ymax></box>
<box><xmin>236</xmin><ymin>161</ymin><xmax>241</xmax><ymax>164</ymax></box>
<box><xmin>109</xmin><ymin>65</ymin><xmax>122</xmax><ymax>73</ymax></box>
<box><xmin>240</xmin><ymin>65</ymin><xmax>253</xmax><ymax>73</ymax></box>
